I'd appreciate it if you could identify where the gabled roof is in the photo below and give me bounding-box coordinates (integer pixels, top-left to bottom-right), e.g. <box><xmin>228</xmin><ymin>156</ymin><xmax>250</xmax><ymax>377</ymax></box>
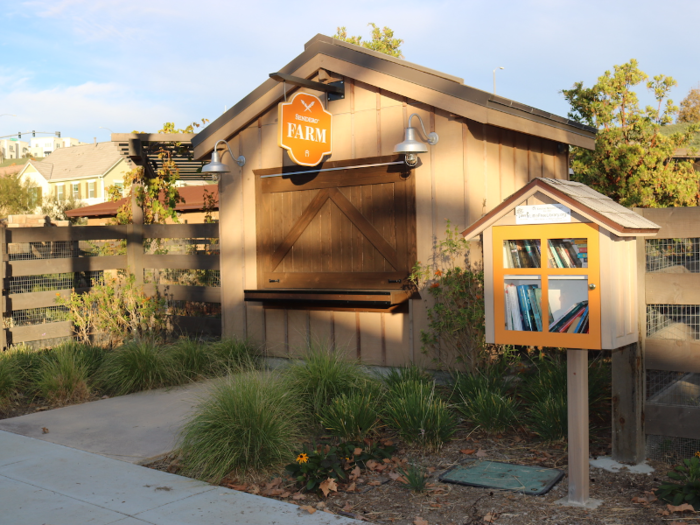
<box><xmin>26</xmin><ymin>142</ymin><xmax>133</xmax><ymax>182</ymax></box>
<box><xmin>461</xmin><ymin>178</ymin><xmax>660</xmax><ymax>239</ymax></box>
<box><xmin>193</xmin><ymin>34</ymin><xmax>596</xmax><ymax>159</ymax></box>
<box><xmin>65</xmin><ymin>185</ymin><xmax>219</xmax><ymax>218</ymax></box>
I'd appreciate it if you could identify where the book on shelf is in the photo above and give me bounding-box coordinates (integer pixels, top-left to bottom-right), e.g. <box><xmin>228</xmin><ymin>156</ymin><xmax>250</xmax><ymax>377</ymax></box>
<box><xmin>504</xmin><ymin>282</ymin><xmax>541</xmax><ymax>332</ymax></box>
<box><xmin>549</xmin><ymin>300</ymin><xmax>589</xmax><ymax>333</ymax></box>
<box><xmin>548</xmin><ymin>239</ymin><xmax>588</xmax><ymax>269</ymax></box>
<box><xmin>504</xmin><ymin>240</ymin><xmax>540</xmax><ymax>268</ymax></box>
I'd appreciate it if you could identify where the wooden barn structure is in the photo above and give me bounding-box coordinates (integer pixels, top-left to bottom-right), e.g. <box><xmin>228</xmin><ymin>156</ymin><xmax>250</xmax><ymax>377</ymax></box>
<box><xmin>192</xmin><ymin>34</ymin><xmax>596</xmax><ymax>366</ymax></box>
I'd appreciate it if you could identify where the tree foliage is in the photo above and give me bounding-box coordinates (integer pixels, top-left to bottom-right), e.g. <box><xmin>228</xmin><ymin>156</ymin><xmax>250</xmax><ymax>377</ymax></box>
<box><xmin>334</xmin><ymin>23</ymin><xmax>403</xmax><ymax>58</ymax></box>
<box><xmin>562</xmin><ymin>59</ymin><xmax>700</xmax><ymax>208</ymax></box>
<box><xmin>678</xmin><ymin>86</ymin><xmax>700</xmax><ymax>123</ymax></box>
<box><xmin>0</xmin><ymin>173</ymin><xmax>38</xmax><ymax>218</ymax></box>
<box><xmin>111</xmin><ymin>120</ymin><xmax>208</xmax><ymax>224</ymax></box>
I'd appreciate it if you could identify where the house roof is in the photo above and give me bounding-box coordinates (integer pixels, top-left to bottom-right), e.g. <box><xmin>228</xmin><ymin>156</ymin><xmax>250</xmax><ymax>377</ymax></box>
<box><xmin>27</xmin><ymin>142</ymin><xmax>133</xmax><ymax>182</ymax></box>
<box><xmin>193</xmin><ymin>34</ymin><xmax>596</xmax><ymax>159</ymax></box>
<box><xmin>461</xmin><ymin>178</ymin><xmax>660</xmax><ymax>239</ymax></box>
<box><xmin>65</xmin><ymin>185</ymin><xmax>219</xmax><ymax>218</ymax></box>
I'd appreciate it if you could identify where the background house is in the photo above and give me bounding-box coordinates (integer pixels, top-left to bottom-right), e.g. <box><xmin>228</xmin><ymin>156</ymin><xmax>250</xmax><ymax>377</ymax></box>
<box><xmin>16</xmin><ymin>142</ymin><xmax>135</xmax><ymax>210</ymax></box>
<box><xmin>0</xmin><ymin>138</ymin><xmax>30</xmax><ymax>160</ymax></box>
<box><xmin>29</xmin><ymin>136</ymin><xmax>84</xmax><ymax>158</ymax></box>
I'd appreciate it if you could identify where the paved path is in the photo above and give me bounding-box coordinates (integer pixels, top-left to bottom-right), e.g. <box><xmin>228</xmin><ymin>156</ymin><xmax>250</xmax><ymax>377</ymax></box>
<box><xmin>0</xmin><ymin>431</ymin><xmax>356</xmax><ymax>525</ymax></box>
<box><xmin>0</xmin><ymin>381</ymin><xmax>360</xmax><ymax>524</ymax></box>
<box><xmin>0</xmin><ymin>381</ymin><xmax>214</xmax><ymax>464</ymax></box>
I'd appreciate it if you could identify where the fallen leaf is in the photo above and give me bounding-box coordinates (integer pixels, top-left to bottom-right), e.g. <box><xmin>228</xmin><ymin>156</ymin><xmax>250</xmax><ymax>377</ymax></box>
<box><xmin>247</xmin><ymin>485</ymin><xmax>260</xmax><ymax>495</ymax></box>
<box><xmin>670</xmin><ymin>522</ymin><xmax>687</xmax><ymax>525</ymax></box>
<box><xmin>316</xmin><ymin>502</ymin><xmax>327</xmax><ymax>510</ymax></box>
<box><xmin>354</xmin><ymin>448</ymin><xmax>363</xmax><ymax>456</ymax></box>
<box><xmin>319</xmin><ymin>478</ymin><xmax>338</xmax><ymax>497</ymax></box>
<box><xmin>413</xmin><ymin>517</ymin><xmax>428</xmax><ymax>525</ymax></box>
<box><xmin>292</xmin><ymin>492</ymin><xmax>306</xmax><ymax>500</ymax></box>
<box><xmin>383</xmin><ymin>458</ymin><xmax>392</xmax><ymax>463</ymax></box>
<box><xmin>366</xmin><ymin>460</ymin><xmax>378</xmax><ymax>470</ymax></box>
<box><xmin>389</xmin><ymin>472</ymin><xmax>401</xmax><ymax>481</ymax></box>
<box><xmin>383</xmin><ymin>440</ymin><xmax>394</xmax><ymax>446</ymax></box>
<box><xmin>427</xmin><ymin>467</ymin><xmax>436</xmax><ymax>474</ymax></box>
<box><xmin>368</xmin><ymin>481</ymin><xmax>381</xmax><ymax>486</ymax></box>
<box><xmin>350</xmin><ymin>466</ymin><xmax>361</xmax><ymax>480</ymax></box>
<box><xmin>476</xmin><ymin>449</ymin><xmax>488</xmax><ymax>458</ymax></box>
<box><xmin>228</xmin><ymin>484</ymin><xmax>248</xmax><ymax>491</ymax></box>
<box><xmin>429</xmin><ymin>503</ymin><xmax>441</xmax><ymax>508</ymax></box>
<box><xmin>265</xmin><ymin>478</ymin><xmax>282</xmax><ymax>489</ymax></box>
<box><xmin>300</xmin><ymin>505</ymin><xmax>316</xmax><ymax>514</ymax></box>
<box><xmin>342</xmin><ymin>502</ymin><xmax>354</xmax><ymax>512</ymax></box>
<box><xmin>657</xmin><ymin>510</ymin><xmax>670</xmax><ymax>516</ymax></box>
<box><xmin>346</xmin><ymin>482</ymin><xmax>356</xmax><ymax>492</ymax></box>
<box><xmin>374</xmin><ymin>464</ymin><xmax>387</xmax><ymax>472</ymax></box>
<box><xmin>279</xmin><ymin>491</ymin><xmax>291</xmax><ymax>498</ymax></box>
<box><xmin>667</xmin><ymin>503</ymin><xmax>695</xmax><ymax>513</ymax></box>
<box><xmin>264</xmin><ymin>488</ymin><xmax>284</xmax><ymax>497</ymax></box>
<box><xmin>483</xmin><ymin>512</ymin><xmax>498</xmax><ymax>523</ymax></box>
<box><xmin>460</xmin><ymin>449</ymin><xmax>476</xmax><ymax>455</ymax></box>
<box><xmin>631</xmin><ymin>496</ymin><xmax>648</xmax><ymax>504</ymax></box>
<box><xmin>42</xmin><ymin>427</ymin><xmax>49</xmax><ymax>434</ymax></box>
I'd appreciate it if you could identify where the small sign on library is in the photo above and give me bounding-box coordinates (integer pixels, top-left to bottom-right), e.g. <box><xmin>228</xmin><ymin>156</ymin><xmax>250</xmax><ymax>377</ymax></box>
<box><xmin>515</xmin><ymin>204</ymin><xmax>570</xmax><ymax>225</ymax></box>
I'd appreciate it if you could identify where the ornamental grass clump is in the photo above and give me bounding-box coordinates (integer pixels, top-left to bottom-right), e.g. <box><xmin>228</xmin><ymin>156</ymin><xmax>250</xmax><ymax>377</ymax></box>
<box><xmin>34</xmin><ymin>344</ymin><xmax>92</xmax><ymax>403</ymax></box>
<box><xmin>318</xmin><ymin>392</ymin><xmax>382</xmax><ymax>442</ymax></box>
<box><xmin>398</xmin><ymin>463</ymin><xmax>429</xmax><ymax>493</ymax></box>
<box><xmin>383</xmin><ymin>364</ymin><xmax>434</xmax><ymax>390</ymax></box>
<box><xmin>206</xmin><ymin>337</ymin><xmax>259</xmax><ymax>374</ymax></box>
<box><xmin>283</xmin><ymin>343</ymin><xmax>375</xmax><ymax>417</ymax></box>
<box><xmin>384</xmin><ymin>380</ymin><xmax>456</xmax><ymax>451</ymax></box>
<box><xmin>169</xmin><ymin>337</ymin><xmax>216</xmax><ymax>381</ymax></box>
<box><xmin>97</xmin><ymin>339</ymin><xmax>181</xmax><ymax>395</ymax></box>
<box><xmin>0</xmin><ymin>352</ymin><xmax>21</xmax><ymax>405</ymax></box>
<box><xmin>450</xmin><ymin>370</ymin><xmax>518</xmax><ymax>434</ymax></box>
<box><xmin>179</xmin><ymin>371</ymin><xmax>302</xmax><ymax>481</ymax></box>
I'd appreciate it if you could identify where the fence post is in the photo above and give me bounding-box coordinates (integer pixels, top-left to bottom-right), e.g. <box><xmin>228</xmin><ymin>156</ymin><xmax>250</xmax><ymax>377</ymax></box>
<box><xmin>1</xmin><ymin>225</ymin><xmax>7</xmax><ymax>351</ymax></box>
<box><xmin>126</xmin><ymin>224</ymin><xmax>144</xmax><ymax>285</ymax></box>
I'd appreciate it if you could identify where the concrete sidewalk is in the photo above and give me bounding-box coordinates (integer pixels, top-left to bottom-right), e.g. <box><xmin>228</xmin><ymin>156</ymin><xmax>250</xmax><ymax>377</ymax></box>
<box><xmin>0</xmin><ymin>430</ymin><xmax>358</xmax><ymax>524</ymax></box>
<box><xmin>0</xmin><ymin>381</ymin><xmax>215</xmax><ymax>464</ymax></box>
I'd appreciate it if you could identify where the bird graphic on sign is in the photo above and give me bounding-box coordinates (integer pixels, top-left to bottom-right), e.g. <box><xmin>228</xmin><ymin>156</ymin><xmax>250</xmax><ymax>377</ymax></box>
<box><xmin>301</xmin><ymin>100</ymin><xmax>315</xmax><ymax>112</ymax></box>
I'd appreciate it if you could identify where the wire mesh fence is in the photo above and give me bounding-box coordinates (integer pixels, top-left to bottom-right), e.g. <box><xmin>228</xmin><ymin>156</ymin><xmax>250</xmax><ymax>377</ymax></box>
<box><xmin>168</xmin><ymin>301</ymin><xmax>221</xmax><ymax>318</ymax></box>
<box><xmin>143</xmin><ymin>238</ymin><xmax>219</xmax><ymax>255</ymax></box>
<box><xmin>7</xmin><ymin>240</ymin><xmax>124</xmax><ymax>260</ymax></box>
<box><xmin>646</xmin><ymin>304</ymin><xmax>700</xmax><ymax>340</ymax></box>
<box><xmin>647</xmin><ymin>371</ymin><xmax>700</xmax><ymax>406</ymax></box>
<box><xmin>647</xmin><ymin>434</ymin><xmax>700</xmax><ymax>464</ymax></box>
<box><xmin>144</xmin><ymin>268</ymin><xmax>221</xmax><ymax>287</ymax></box>
<box><xmin>646</xmin><ymin>238</ymin><xmax>700</xmax><ymax>273</ymax></box>
<box><xmin>10</xmin><ymin>306</ymin><xmax>69</xmax><ymax>327</ymax></box>
<box><xmin>6</xmin><ymin>271</ymin><xmax>104</xmax><ymax>294</ymax></box>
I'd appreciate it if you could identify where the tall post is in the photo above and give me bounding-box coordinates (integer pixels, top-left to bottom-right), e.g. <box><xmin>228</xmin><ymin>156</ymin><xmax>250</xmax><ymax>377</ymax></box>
<box><xmin>567</xmin><ymin>349</ymin><xmax>589</xmax><ymax>505</ymax></box>
<box><xmin>127</xmin><ymin>187</ymin><xmax>144</xmax><ymax>285</ymax></box>
<box><xmin>0</xmin><ymin>225</ymin><xmax>6</xmax><ymax>351</ymax></box>
<box><xmin>611</xmin><ymin>342</ymin><xmax>645</xmax><ymax>464</ymax></box>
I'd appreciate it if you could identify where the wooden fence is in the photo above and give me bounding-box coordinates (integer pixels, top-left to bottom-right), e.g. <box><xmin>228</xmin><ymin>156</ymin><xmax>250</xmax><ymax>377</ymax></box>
<box><xmin>1</xmin><ymin>223</ymin><xmax>221</xmax><ymax>349</ymax></box>
<box><xmin>636</xmin><ymin>207</ymin><xmax>700</xmax><ymax>444</ymax></box>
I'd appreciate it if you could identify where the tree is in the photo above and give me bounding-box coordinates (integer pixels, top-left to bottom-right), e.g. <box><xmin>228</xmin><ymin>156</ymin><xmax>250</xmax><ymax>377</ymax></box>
<box><xmin>334</xmin><ymin>23</ymin><xmax>403</xmax><ymax>58</ymax></box>
<box><xmin>0</xmin><ymin>173</ymin><xmax>37</xmax><ymax>218</ymax></box>
<box><xmin>678</xmin><ymin>86</ymin><xmax>700</xmax><ymax>123</ymax></box>
<box><xmin>562</xmin><ymin>59</ymin><xmax>700</xmax><ymax>208</ymax></box>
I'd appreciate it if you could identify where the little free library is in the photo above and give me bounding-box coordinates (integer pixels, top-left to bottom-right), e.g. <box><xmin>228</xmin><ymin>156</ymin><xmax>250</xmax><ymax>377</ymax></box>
<box><xmin>192</xmin><ymin>33</ymin><xmax>601</xmax><ymax>367</ymax></box>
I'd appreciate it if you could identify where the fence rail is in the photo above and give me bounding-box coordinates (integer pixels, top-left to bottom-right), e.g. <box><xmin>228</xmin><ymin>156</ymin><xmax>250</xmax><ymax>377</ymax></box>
<box><xmin>1</xmin><ymin>222</ymin><xmax>221</xmax><ymax>349</ymax></box>
<box><xmin>636</xmin><ymin>207</ymin><xmax>700</xmax><ymax>452</ymax></box>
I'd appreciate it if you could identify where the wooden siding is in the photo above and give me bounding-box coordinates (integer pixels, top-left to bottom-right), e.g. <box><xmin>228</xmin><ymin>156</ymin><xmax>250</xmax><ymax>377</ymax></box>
<box><xmin>219</xmin><ymin>77</ymin><xmax>569</xmax><ymax>366</ymax></box>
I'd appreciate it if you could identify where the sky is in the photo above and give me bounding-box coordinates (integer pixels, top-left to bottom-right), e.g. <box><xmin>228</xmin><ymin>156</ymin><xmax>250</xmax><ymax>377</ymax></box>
<box><xmin>1</xmin><ymin>0</ymin><xmax>699</xmax><ymax>144</ymax></box>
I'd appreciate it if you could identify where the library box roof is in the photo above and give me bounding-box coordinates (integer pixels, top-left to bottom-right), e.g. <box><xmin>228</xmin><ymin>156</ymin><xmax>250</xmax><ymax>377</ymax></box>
<box><xmin>461</xmin><ymin>178</ymin><xmax>660</xmax><ymax>239</ymax></box>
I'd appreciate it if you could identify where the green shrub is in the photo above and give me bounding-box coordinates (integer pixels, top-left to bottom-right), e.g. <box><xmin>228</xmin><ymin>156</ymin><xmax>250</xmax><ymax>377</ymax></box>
<box><xmin>384</xmin><ymin>380</ymin><xmax>456</xmax><ymax>451</ymax></box>
<box><xmin>6</xmin><ymin>344</ymin><xmax>45</xmax><ymax>388</ymax></box>
<box><xmin>319</xmin><ymin>392</ymin><xmax>382</xmax><ymax>442</ymax></box>
<box><xmin>34</xmin><ymin>346</ymin><xmax>91</xmax><ymax>403</ymax></box>
<box><xmin>398</xmin><ymin>463</ymin><xmax>428</xmax><ymax>493</ymax></box>
<box><xmin>455</xmin><ymin>388</ymin><xmax>519</xmax><ymax>434</ymax></box>
<box><xmin>526</xmin><ymin>393</ymin><xmax>568</xmax><ymax>441</ymax></box>
<box><xmin>383</xmin><ymin>364</ymin><xmax>433</xmax><ymax>390</ymax></box>
<box><xmin>179</xmin><ymin>372</ymin><xmax>302</xmax><ymax>481</ymax></box>
<box><xmin>283</xmin><ymin>343</ymin><xmax>375</xmax><ymax>416</ymax></box>
<box><xmin>655</xmin><ymin>454</ymin><xmax>700</xmax><ymax>510</ymax></box>
<box><xmin>98</xmin><ymin>339</ymin><xmax>180</xmax><ymax>395</ymax></box>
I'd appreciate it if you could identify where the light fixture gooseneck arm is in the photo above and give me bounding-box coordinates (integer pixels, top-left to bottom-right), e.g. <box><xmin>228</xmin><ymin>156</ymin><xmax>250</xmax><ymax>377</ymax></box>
<box><xmin>213</xmin><ymin>139</ymin><xmax>245</xmax><ymax>167</ymax></box>
<box><xmin>407</xmin><ymin>113</ymin><xmax>439</xmax><ymax>145</ymax></box>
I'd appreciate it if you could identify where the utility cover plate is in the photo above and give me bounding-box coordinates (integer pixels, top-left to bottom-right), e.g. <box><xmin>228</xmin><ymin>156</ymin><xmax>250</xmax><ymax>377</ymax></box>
<box><xmin>439</xmin><ymin>460</ymin><xmax>564</xmax><ymax>495</ymax></box>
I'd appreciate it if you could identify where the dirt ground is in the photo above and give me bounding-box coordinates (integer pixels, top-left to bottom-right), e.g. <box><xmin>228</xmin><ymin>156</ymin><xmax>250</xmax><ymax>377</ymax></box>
<box><xmin>0</xmin><ymin>391</ymin><xmax>104</xmax><ymax>420</ymax></box>
<box><xmin>148</xmin><ymin>424</ymin><xmax>699</xmax><ymax>525</ymax></box>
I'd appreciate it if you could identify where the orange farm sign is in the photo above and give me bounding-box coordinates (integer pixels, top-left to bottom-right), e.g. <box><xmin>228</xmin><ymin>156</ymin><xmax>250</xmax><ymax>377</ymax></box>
<box><xmin>278</xmin><ymin>92</ymin><xmax>332</xmax><ymax>166</ymax></box>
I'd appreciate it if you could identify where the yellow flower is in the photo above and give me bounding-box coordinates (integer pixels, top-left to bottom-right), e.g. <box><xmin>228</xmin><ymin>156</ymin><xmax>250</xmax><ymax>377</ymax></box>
<box><xmin>695</xmin><ymin>451</ymin><xmax>700</xmax><ymax>458</ymax></box>
<box><xmin>296</xmin><ymin>453</ymin><xmax>309</xmax><ymax>464</ymax></box>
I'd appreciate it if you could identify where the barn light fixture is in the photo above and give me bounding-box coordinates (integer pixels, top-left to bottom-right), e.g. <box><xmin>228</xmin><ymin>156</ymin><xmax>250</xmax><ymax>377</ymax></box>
<box><xmin>202</xmin><ymin>139</ymin><xmax>246</xmax><ymax>180</ymax></box>
<box><xmin>394</xmin><ymin>113</ymin><xmax>439</xmax><ymax>167</ymax></box>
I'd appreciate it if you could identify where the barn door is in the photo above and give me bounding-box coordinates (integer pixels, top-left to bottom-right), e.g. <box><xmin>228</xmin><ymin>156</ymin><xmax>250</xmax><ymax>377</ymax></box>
<box><xmin>254</xmin><ymin>156</ymin><xmax>416</xmax><ymax>290</ymax></box>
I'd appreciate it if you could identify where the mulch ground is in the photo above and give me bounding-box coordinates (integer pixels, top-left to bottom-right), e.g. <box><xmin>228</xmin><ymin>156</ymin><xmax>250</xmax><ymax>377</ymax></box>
<box><xmin>147</xmin><ymin>423</ymin><xmax>698</xmax><ymax>525</ymax></box>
